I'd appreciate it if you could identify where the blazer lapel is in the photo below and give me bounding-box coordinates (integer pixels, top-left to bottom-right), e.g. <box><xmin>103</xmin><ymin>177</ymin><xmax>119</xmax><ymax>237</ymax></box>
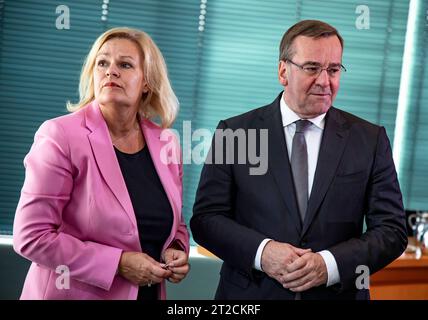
<box><xmin>301</xmin><ymin>107</ymin><xmax>350</xmax><ymax>237</ymax></box>
<box><xmin>141</xmin><ymin>120</ymin><xmax>180</xmax><ymax>237</ymax></box>
<box><xmin>261</xmin><ymin>96</ymin><xmax>302</xmax><ymax>234</ymax></box>
<box><xmin>84</xmin><ymin>102</ymin><xmax>137</xmax><ymax>228</ymax></box>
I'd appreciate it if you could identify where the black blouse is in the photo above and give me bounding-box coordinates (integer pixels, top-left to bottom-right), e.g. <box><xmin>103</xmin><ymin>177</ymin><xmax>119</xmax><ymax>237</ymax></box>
<box><xmin>115</xmin><ymin>146</ymin><xmax>173</xmax><ymax>300</ymax></box>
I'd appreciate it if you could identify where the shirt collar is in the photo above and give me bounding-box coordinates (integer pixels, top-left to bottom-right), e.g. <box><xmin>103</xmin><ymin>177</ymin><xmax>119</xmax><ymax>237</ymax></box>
<box><xmin>280</xmin><ymin>92</ymin><xmax>326</xmax><ymax>130</ymax></box>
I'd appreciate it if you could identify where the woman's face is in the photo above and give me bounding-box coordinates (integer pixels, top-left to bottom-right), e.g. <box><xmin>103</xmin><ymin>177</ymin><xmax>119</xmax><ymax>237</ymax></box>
<box><xmin>93</xmin><ymin>38</ymin><xmax>148</xmax><ymax>110</ymax></box>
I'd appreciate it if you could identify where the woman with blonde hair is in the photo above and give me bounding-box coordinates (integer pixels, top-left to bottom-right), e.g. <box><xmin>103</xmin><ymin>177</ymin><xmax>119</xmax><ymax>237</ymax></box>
<box><xmin>13</xmin><ymin>27</ymin><xmax>190</xmax><ymax>300</ymax></box>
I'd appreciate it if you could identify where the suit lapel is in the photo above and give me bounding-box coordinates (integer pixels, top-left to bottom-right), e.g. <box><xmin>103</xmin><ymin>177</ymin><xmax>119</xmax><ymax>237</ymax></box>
<box><xmin>301</xmin><ymin>107</ymin><xmax>350</xmax><ymax>237</ymax></box>
<box><xmin>261</xmin><ymin>96</ymin><xmax>302</xmax><ymax>234</ymax></box>
<box><xmin>85</xmin><ymin>102</ymin><xmax>137</xmax><ymax>227</ymax></box>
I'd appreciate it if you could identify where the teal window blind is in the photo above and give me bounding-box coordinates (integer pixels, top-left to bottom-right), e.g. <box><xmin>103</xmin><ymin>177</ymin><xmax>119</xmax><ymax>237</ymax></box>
<box><xmin>184</xmin><ymin>0</ymin><xmax>295</xmax><ymax>241</ymax></box>
<box><xmin>184</xmin><ymin>0</ymin><xmax>410</xmax><ymax>234</ymax></box>
<box><xmin>106</xmin><ymin>0</ymin><xmax>200</xmax><ymax>227</ymax></box>
<box><xmin>298</xmin><ymin>0</ymin><xmax>409</xmax><ymax>143</ymax></box>
<box><xmin>0</xmin><ymin>0</ymin><xmax>199</xmax><ymax>234</ymax></box>
<box><xmin>396</xmin><ymin>0</ymin><xmax>428</xmax><ymax>210</ymax></box>
<box><xmin>0</xmin><ymin>0</ymin><xmax>103</xmax><ymax>234</ymax></box>
<box><xmin>1</xmin><ymin>0</ymin><xmax>426</xmax><ymax>238</ymax></box>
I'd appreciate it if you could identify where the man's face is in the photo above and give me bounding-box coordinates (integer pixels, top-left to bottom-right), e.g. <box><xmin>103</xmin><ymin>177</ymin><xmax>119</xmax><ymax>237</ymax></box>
<box><xmin>278</xmin><ymin>35</ymin><xmax>343</xmax><ymax>118</ymax></box>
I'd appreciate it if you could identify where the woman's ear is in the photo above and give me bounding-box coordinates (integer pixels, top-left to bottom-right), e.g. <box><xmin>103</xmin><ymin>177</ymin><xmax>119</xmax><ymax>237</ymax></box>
<box><xmin>278</xmin><ymin>60</ymin><xmax>288</xmax><ymax>86</ymax></box>
<box><xmin>142</xmin><ymin>82</ymin><xmax>149</xmax><ymax>93</ymax></box>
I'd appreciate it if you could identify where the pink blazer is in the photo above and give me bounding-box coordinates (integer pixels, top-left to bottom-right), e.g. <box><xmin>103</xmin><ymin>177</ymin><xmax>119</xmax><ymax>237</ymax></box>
<box><xmin>13</xmin><ymin>101</ymin><xmax>189</xmax><ymax>300</ymax></box>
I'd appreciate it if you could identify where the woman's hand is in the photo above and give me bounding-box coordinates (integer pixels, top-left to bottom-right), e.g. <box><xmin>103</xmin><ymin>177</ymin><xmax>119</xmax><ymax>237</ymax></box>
<box><xmin>118</xmin><ymin>251</ymin><xmax>172</xmax><ymax>286</ymax></box>
<box><xmin>162</xmin><ymin>247</ymin><xmax>190</xmax><ymax>283</ymax></box>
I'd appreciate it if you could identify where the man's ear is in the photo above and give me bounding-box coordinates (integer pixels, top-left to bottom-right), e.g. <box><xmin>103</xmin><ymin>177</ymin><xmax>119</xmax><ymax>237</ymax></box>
<box><xmin>278</xmin><ymin>60</ymin><xmax>288</xmax><ymax>86</ymax></box>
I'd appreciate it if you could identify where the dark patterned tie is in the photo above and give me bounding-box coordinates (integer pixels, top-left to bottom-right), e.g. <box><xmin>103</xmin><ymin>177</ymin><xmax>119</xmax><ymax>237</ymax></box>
<box><xmin>291</xmin><ymin>120</ymin><xmax>311</xmax><ymax>223</ymax></box>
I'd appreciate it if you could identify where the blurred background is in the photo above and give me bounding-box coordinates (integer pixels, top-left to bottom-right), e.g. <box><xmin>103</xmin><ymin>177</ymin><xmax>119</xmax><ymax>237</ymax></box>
<box><xmin>0</xmin><ymin>0</ymin><xmax>427</xmax><ymax>299</ymax></box>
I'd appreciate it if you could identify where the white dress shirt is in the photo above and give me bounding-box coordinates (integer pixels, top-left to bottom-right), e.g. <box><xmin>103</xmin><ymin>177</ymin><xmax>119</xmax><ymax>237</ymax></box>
<box><xmin>253</xmin><ymin>93</ymin><xmax>340</xmax><ymax>287</ymax></box>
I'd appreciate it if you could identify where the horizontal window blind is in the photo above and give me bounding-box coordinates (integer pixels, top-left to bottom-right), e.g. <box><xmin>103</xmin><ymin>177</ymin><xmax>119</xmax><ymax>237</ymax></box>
<box><xmin>184</xmin><ymin>0</ymin><xmax>409</xmax><ymax>231</ymax></box>
<box><xmin>1</xmin><ymin>0</ymin><xmax>425</xmax><ymax>238</ymax></box>
<box><xmin>0</xmin><ymin>0</ymin><xmax>103</xmax><ymax>234</ymax></box>
<box><xmin>0</xmin><ymin>0</ymin><xmax>199</xmax><ymax>234</ymax></box>
<box><xmin>300</xmin><ymin>0</ymin><xmax>408</xmax><ymax>143</ymax></box>
<box><xmin>106</xmin><ymin>0</ymin><xmax>200</xmax><ymax>227</ymax></box>
<box><xmin>398</xmin><ymin>0</ymin><xmax>428</xmax><ymax>210</ymax></box>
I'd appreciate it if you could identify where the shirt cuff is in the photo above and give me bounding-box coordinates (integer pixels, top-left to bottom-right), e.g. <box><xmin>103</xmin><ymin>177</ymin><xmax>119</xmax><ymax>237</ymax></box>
<box><xmin>318</xmin><ymin>250</ymin><xmax>340</xmax><ymax>287</ymax></box>
<box><xmin>254</xmin><ymin>238</ymin><xmax>272</xmax><ymax>271</ymax></box>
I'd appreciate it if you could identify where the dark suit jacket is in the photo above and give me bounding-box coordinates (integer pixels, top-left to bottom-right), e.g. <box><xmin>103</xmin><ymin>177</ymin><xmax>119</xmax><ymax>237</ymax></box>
<box><xmin>191</xmin><ymin>93</ymin><xmax>408</xmax><ymax>300</ymax></box>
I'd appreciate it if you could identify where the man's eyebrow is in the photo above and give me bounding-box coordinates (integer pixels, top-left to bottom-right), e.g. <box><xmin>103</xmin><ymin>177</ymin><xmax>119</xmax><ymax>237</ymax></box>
<box><xmin>302</xmin><ymin>61</ymin><xmax>322</xmax><ymax>65</ymax></box>
<box><xmin>302</xmin><ymin>60</ymin><xmax>342</xmax><ymax>66</ymax></box>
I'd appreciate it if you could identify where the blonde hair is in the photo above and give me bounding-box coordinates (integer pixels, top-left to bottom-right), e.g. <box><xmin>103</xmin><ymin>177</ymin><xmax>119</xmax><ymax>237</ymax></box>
<box><xmin>67</xmin><ymin>27</ymin><xmax>179</xmax><ymax>128</ymax></box>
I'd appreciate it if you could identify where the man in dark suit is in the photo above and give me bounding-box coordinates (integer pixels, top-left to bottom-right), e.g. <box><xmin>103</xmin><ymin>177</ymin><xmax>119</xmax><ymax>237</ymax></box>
<box><xmin>190</xmin><ymin>20</ymin><xmax>408</xmax><ymax>300</ymax></box>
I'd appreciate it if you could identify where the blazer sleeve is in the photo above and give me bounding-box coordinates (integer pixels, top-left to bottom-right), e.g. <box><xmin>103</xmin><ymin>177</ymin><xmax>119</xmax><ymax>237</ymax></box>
<box><xmin>13</xmin><ymin>120</ymin><xmax>122</xmax><ymax>291</ymax></box>
<box><xmin>191</xmin><ymin>121</ymin><xmax>266</xmax><ymax>274</ymax></box>
<box><xmin>328</xmin><ymin>126</ymin><xmax>408</xmax><ymax>292</ymax></box>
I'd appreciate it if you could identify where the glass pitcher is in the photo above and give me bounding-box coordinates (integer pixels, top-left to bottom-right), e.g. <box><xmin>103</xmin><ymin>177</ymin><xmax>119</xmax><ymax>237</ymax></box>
<box><xmin>408</xmin><ymin>212</ymin><xmax>428</xmax><ymax>249</ymax></box>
